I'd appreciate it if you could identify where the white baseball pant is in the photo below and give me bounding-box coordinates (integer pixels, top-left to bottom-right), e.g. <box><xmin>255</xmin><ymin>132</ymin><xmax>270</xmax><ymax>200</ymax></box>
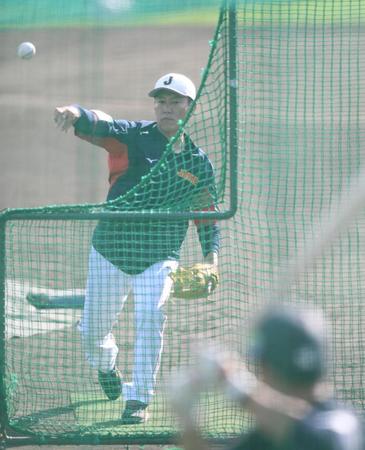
<box><xmin>79</xmin><ymin>246</ymin><xmax>178</xmax><ymax>404</ymax></box>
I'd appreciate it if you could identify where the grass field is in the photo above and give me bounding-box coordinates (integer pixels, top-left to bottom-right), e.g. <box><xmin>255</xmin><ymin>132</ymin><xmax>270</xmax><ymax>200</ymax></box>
<box><xmin>1</xmin><ymin>0</ymin><xmax>365</xmax><ymax>29</ymax></box>
<box><xmin>0</xmin><ymin>1</ymin><xmax>220</xmax><ymax>29</ymax></box>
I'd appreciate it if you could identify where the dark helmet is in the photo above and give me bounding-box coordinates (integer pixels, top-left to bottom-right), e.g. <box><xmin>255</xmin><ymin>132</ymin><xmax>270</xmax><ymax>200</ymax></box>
<box><xmin>250</xmin><ymin>305</ymin><xmax>328</xmax><ymax>385</ymax></box>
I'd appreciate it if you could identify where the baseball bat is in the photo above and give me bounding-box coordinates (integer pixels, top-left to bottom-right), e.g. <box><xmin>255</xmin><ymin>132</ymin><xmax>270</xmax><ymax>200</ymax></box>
<box><xmin>270</xmin><ymin>166</ymin><xmax>365</xmax><ymax>299</ymax></box>
<box><xmin>171</xmin><ymin>166</ymin><xmax>365</xmax><ymax>408</ymax></box>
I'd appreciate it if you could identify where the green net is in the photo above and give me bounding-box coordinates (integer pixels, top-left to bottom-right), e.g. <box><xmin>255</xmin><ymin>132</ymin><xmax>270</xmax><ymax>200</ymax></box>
<box><xmin>1</xmin><ymin>0</ymin><xmax>365</xmax><ymax>446</ymax></box>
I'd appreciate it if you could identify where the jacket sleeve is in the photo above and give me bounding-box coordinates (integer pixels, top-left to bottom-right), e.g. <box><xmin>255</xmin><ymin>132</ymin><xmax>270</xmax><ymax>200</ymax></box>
<box><xmin>72</xmin><ymin>105</ymin><xmax>133</xmax><ymax>150</ymax></box>
<box><xmin>194</xmin><ymin>157</ymin><xmax>220</xmax><ymax>257</ymax></box>
<box><xmin>196</xmin><ymin>219</ymin><xmax>220</xmax><ymax>257</ymax></box>
<box><xmin>72</xmin><ymin>106</ymin><xmax>130</xmax><ymax>185</ymax></box>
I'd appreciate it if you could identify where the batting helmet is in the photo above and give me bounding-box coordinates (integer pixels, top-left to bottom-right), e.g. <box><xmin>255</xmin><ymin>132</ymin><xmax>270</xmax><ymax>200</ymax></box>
<box><xmin>250</xmin><ymin>305</ymin><xmax>328</xmax><ymax>386</ymax></box>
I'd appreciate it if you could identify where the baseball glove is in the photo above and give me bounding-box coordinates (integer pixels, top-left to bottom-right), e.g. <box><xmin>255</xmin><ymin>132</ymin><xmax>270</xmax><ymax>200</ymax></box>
<box><xmin>170</xmin><ymin>263</ymin><xmax>219</xmax><ymax>299</ymax></box>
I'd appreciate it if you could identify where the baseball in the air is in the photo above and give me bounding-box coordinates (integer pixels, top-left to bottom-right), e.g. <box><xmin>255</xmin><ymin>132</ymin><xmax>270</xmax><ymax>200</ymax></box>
<box><xmin>17</xmin><ymin>42</ymin><xmax>36</xmax><ymax>60</ymax></box>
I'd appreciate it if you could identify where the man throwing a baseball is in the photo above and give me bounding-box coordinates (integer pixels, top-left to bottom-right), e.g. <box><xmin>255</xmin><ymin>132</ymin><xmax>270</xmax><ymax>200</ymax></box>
<box><xmin>54</xmin><ymin>73</ymin><xmax>220</xmax><ymax>424</ymax></box>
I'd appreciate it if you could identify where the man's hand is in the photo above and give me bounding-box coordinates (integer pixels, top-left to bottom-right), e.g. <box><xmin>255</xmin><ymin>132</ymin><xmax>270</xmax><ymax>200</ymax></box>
<box><xmin>54</xmin><ymin>105</ymin><xmax>81</xmax><ymax>132</ymax></box>
<box><xmin>169</xmin><ymin>349</ymin><xmax>256</xmax><ymax>428</ymax></box>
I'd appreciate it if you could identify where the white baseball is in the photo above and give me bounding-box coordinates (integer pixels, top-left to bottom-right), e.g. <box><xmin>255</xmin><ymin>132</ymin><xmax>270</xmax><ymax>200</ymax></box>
<box><xmin>17</xmin><ymin>42</ymin><xmax>36</xmax><ymax>60</ymax></box>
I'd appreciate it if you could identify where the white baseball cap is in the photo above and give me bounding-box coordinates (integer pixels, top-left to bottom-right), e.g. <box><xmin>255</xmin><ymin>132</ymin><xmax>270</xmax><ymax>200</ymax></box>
<box><xmin>148</xmin><ymin>73</ymin><xmax>196</xmax><ymax>101</ymax></box>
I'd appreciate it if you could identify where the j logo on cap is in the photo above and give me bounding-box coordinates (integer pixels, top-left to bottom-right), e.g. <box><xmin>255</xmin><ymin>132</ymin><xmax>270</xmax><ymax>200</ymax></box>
<box><xmin>149</xmin><ymin>73</ymin><xmax>197</xmax><ymax>101</ymax></box>
<box><xmin>163</xmin><ymin>76</ymin><xmax>173</xmax><ymax>86</ymax></box>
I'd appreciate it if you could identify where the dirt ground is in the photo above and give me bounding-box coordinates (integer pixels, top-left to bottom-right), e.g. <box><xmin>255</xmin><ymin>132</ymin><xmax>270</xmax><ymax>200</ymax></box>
<box><xmin>1</xmin><ymin>24</ymin><xmax>217</xmax><ymax>450</ymax></box>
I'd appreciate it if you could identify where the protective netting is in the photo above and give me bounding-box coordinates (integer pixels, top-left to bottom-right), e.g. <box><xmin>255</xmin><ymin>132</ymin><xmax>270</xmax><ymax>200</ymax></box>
<box><xmin>1</xmin><ymin>0</ymin><xmax>365</xmax><ymax>446</ymax></box>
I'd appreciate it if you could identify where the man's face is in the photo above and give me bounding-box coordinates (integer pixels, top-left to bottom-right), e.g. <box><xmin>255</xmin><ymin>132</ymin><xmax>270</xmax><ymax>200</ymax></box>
<box><xmin>153</xmin><ymin>91</ymin><xmax>191</xmax><ymax>137</ymax></box>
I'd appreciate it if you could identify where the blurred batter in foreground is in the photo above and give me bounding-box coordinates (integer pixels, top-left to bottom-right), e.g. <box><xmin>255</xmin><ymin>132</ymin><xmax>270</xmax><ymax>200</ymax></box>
<box><xmin>172</xmin><ymin>305</ymin><xmax>364</xmax><ymax>450</ymax></box>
